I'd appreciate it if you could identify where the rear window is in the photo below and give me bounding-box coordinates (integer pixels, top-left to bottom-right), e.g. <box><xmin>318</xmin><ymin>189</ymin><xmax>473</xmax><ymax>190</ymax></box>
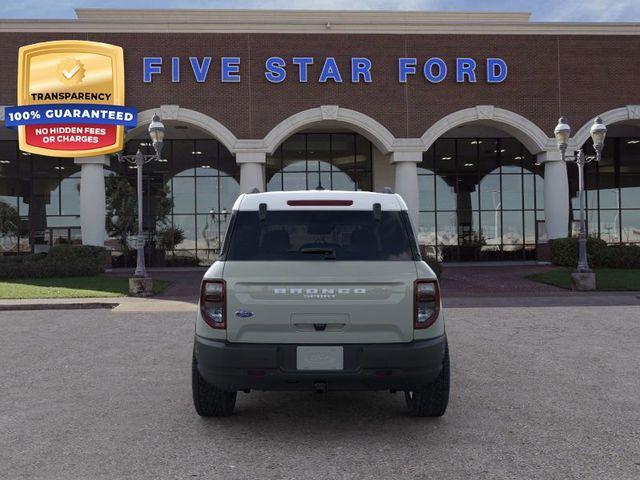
<box><xmin>224</xmin><ymin>210</ymin><xmax>417</xmax><ymax>261</ymax></box>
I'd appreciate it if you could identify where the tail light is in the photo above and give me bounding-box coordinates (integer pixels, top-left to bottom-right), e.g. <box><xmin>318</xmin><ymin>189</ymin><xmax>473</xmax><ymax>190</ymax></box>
<box><xmin>414</xmin><ymin>280</ymin><xmax>440</xmax><ymax>329</ymax></box>
<box><xmin>200</xmin><ymin>280</ymin><xmax>226</xmax><ymax>329</ymax></box>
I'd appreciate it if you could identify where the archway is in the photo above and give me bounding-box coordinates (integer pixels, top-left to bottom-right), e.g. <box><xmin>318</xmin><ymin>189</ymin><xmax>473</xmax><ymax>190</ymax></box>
<box><xmin>262</xmin><ymin>106</ymin><xmax>398</xmax><ymax>195</ymax></box>
<box><xmin>112</xmin><ymin>111</ymin><xmax>241</xmax><ymax>267</ymax></box>
<box><xmin>569</xmin><ymin>106</ymin><xmax>640</xmax><ymax>245</ymax></box>
<box><xmin>417</xmin><ymin>112</ymin><xmax>551</xmax><ymax>261</ymax></box>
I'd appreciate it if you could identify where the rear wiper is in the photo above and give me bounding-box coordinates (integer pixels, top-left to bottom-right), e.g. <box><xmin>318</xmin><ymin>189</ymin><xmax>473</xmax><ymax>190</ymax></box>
<box><xmin>291</xmin><ymin>247</ymin><xmax>337</xmax><ymax>260</ymax></box>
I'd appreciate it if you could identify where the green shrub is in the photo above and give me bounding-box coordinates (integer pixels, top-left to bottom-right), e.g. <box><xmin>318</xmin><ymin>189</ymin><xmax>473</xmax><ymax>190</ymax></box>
<box><xmin>592</xmin><ymin>244</ymin><xmax>640</xmax><ymax>268</ymax></box>
<box><xmin>550</xmin><ymin>237</ymin><xmax>640</xmax><ymax>268</ymax></box>
<box><xmin>0</xmin><ymin>245</ymin><xmax>106</xmax><ymax>279</ymax></box>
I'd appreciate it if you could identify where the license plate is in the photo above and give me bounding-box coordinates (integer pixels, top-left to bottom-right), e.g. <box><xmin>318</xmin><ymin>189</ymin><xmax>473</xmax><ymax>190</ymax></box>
<box><xmin>296</xmin><ymin>346</ymin><xmax>344</xmax><ymax>370</ymax></box>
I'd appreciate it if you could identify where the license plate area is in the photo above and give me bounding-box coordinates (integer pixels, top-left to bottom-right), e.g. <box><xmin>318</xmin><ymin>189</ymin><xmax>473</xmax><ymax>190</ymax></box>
<box><xmin>296</xmin><ymin>346</ymin><xmax>344</xmax><ymax>370</ymax></box>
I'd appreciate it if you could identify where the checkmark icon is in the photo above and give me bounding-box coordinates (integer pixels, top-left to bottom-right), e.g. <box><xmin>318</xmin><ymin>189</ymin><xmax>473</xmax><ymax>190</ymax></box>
<box><xmin>62</xmin><ymin>64</ymin><xmax>80</xmax><ymax>79</ymax></box>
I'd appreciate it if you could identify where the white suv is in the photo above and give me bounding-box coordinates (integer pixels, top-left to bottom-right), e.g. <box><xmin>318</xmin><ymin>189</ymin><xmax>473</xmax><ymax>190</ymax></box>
<box><xmin>192</xmin><ymin>190</ymin><xmax>449</xmax><ymax>416</ymax></box>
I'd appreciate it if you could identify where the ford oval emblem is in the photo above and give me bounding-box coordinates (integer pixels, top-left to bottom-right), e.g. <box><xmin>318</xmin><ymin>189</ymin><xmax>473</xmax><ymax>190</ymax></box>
<box><xmin>235</xmin><ymin>310</ymin><xmax>254</xmax><ymax>318</ymax></box>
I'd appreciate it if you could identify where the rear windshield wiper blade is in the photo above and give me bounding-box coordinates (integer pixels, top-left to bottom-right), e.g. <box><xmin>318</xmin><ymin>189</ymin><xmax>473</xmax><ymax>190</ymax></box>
<box><xmin>290</xmin><ymin>247</ymin><xmax>337</xmax><ymax>259</ymax></box>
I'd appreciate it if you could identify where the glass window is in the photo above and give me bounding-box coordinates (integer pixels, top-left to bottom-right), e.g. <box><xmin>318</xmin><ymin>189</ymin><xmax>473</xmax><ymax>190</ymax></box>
<box><xmin>418</xmin><ymin>211</ymin><xmax>436</xmax><ymax>247</ymax></box>
<box><xmin>60</xmin><ymin>177</ymin><xmax>80</xmax><ymax>215</ymax></box>
<box><xmin>620</xmin><ymin>174</ymin><xmax>640</xmax><ymax>209</ymax></box>
<box><xmin>479</xmin><ymin>175</ymin><xmax>501</xmax><ymax>211</ymax></box>
<box><xmin>435</xmin><ymin>176</ymin><xmax>456</xmax><ymax>211</ymax></box>
<box><xmin>419</xmin><ymin>175</ymin><xmax>435</xmax><ymax>211</ymax></box>
<box><xmin>599</xmin><ymin>210</ymin><xmax>620</xmax><ymax>243</ymax></box>
<box><xmin>621</xmin><ymin>210</ymin><xmax>640</xmax><ymax>243</ymax></box>
<box><xmin>172</xmin><ymin>177</ymin><xmax>195</xmax><ymax>214</ymax></box>
<box><xmin>226</xmin><ymin>211</ymin><xmax>416</xmax><ymax>261</ymax></box>
<box><xmin>500</xmin><ymin>138</ymin><xmax>523</xmax><ymax>174</ymax></box>
<box><xmin>173</xmin><ymin>140</ymin><xmax>195</xmax><ymax>176</ymax></box>
<box><xmin>502</xmin><ymin>175</ymin><xmax>523</xmax><ymax>210</ymax></box>
<box><xmin>434</xmin><ymin>139</ymin><xmax>456</xmax><ymax>176</ymax></box>
<box><xmin>172</xmin><ymin>214</ymin><xmax>196</xmax><ymax>250</ymax></box>
<box><xmin>196</xmin><ymin>177</ymin><xmax>219</xmax><ymax>214</ymax></box>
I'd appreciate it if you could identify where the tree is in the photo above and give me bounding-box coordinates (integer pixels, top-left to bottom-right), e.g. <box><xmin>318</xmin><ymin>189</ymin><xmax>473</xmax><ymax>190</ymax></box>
<box><xmin>0</xmin><ymin>201</ymin><xmax>21</xmax><ymax>250</ymax></box>
<box><xmin>105</xmin><ymin>176</ymin><xmax>173</xmax><ymax>252</ymax></box>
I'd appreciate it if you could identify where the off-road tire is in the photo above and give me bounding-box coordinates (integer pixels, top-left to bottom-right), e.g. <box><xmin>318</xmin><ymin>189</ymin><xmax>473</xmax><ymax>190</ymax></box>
<box><xmin>192</xmin><ymin>351</ymin><xmax>237</xmax><ymax>417</ymax></box>
<box><xmin>405</xmin><ymin>341</ymin><xmax>450</xmax><ymax>417</ymax></box>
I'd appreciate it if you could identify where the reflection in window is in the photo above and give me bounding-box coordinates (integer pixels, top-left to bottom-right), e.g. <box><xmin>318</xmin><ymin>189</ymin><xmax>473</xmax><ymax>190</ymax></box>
<box><xmin>267</xmin><ymin>133</ymin><xmax>373</xmax><ymax>192</ymax></box>
<box><xmin>569</xmin><ymin>137</ymin><xmax>640</xmax><ymax>245</ymax></box>
<box><xmin>419</xmin><ymin>137</ymin><xmax>543</xmax><ymax>261</ymax></box>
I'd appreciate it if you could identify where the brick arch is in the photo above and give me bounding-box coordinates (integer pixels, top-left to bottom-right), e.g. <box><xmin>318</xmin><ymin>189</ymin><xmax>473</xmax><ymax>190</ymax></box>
<box><xmin>263</xmin><ymin>105</ymin><xmax>396</xmax><ymax>155</ymax></box>
<box><xmin>420</xmin><ymin>105</ymin><xmax>553</xmax><ymax>154</ymax></box>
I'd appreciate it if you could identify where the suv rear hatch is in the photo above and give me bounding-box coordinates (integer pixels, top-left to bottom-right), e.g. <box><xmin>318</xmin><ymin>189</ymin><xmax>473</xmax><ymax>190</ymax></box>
<box><xmin>220</xmin><ymin>207</ymin><xmax>419</xmax><ymax>344</ymax></box>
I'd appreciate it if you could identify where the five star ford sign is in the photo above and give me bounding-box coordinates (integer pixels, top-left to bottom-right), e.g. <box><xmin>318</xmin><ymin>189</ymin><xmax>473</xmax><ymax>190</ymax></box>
<box><xmin>5</xmin><ymin>40</ymin><xmax>137</xmax><ymax>158</ymax></box>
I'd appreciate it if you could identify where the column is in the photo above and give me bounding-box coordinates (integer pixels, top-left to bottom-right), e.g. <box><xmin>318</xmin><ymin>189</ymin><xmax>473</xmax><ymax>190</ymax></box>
<box><xmin>237</xmin><ymin>151</ymin><xmax>266</xmax><ymax>193</ymax></box>
<box><xmin>538</xmin><ymin>151</ymin><xmax>569</xmax><ymax>239</ymax></box>
<box><xmin>391</xmin><ymin>151</ymin><xmax>422</xmax><ymax>230</ymax></box>
<box><xmin>74</xmin><ymin>155</ymin><xmax>109</xmax><ymax>246</ymax></box>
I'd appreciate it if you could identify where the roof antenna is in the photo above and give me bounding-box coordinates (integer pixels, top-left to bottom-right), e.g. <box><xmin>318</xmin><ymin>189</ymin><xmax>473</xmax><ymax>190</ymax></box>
<box><xmin>248</xmin><ymin>187</ymin><xmax>260</xmax><ymax>194</ymax></box>
<box><xmin>383</xmin><ymin>187</ymin><xmax>393</xmax><ymax>194</ymax></box>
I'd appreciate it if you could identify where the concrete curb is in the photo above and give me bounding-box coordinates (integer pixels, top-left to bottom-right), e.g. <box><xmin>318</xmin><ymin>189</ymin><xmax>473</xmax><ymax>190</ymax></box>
<box><xmin>0</xmin><ymin>302</ymin><xmax>119</xmax><ymax>311</ymax></box>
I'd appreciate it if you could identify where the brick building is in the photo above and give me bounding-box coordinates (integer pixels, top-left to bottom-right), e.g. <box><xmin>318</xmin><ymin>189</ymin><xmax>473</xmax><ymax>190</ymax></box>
<box><xmin>0</xmin><ymin>9</ymin><xmax>639</xmax><ymax>264</ymax></box>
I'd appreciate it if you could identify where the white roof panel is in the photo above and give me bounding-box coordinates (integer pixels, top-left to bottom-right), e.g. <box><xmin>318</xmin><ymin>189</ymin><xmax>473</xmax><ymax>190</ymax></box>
<box><xmin>233</xmin><ymin>190</ymin><xmax>407</xmax><ymax>211</ymax></box>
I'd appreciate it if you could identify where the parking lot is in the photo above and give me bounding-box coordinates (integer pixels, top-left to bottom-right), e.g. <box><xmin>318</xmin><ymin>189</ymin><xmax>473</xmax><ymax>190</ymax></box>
<box><xmin>1</xmin><ymin>304</ymin><xmax>639</xmax><ymax>480</ymax></box>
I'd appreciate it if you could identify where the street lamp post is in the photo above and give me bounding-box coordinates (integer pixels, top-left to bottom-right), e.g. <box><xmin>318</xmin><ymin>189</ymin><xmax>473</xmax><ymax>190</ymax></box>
<box><xmin>117</xmin><ymin>114</ymin><xmax>165</xmax><ymax>294</ymax></box>
<box><xmin>553</xmin><ymin>116</ymin><xmax>607</xmax><ymax>289</ymax></box>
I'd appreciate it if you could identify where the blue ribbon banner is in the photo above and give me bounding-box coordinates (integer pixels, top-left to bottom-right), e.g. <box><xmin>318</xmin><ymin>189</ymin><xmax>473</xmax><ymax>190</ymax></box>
<box><xmin>4</xmin><ymin>104</ymin><xmax>138</xmax><ymax>128</ymax></box>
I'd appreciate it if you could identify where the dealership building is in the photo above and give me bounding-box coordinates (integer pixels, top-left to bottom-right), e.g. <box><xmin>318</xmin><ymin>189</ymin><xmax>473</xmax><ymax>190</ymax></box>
<box><xmin>0</xmin><ymin>9</ymin><xmax>639</xmax><ymax>265</ymax></box>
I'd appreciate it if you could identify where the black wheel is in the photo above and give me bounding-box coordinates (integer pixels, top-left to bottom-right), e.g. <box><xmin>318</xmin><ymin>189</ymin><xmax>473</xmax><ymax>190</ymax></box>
<box><xmin>405</xmin><ymin>342</ymin><xmax>450</xmax><ymax>417</ymax></box>
<box><xmin>192</xmin><ymin>351</ymin><xmax>237</xmax><ymax>417</ymax></box>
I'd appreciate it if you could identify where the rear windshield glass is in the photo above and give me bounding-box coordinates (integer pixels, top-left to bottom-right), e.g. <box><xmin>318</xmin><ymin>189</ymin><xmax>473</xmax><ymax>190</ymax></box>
<box><xmin>225</xmin><ymin>210</ymin><xmax>416</xmax><ymax>261</ymax></box>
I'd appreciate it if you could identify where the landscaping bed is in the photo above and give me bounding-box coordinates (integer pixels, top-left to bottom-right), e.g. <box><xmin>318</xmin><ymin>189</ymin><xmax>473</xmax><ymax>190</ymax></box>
<box><xmin>526</xmin><ymin>268</ymin><xmax>640</xmax><ymax>291</ymax></box>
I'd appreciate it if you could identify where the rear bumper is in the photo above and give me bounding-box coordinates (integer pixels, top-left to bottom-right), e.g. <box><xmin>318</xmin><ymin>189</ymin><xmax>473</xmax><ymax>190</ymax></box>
<box><xmin>194</xmin><ymin>334</ymin><xmax>447</xmax><ymax>392</ymax></box>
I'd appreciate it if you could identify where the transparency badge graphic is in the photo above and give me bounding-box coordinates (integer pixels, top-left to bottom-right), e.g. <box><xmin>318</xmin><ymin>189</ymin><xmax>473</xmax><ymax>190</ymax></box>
<box><xmin>5</xmin><ymin>40</ymin><xmax>136</xmax><ymax>157</ymax></box>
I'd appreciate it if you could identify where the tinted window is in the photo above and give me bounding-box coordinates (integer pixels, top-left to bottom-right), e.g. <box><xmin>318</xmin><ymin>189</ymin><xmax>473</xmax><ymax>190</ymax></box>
<box><xmin>226</xmin><ymin>210</ymin><xmax>416</xmax><ymax>261</ymax></box>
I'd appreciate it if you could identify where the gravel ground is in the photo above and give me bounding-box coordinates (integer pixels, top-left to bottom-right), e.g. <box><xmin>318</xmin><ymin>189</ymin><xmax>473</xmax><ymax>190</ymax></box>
<box><xmin>1</xmin><ymin>306</ymin><xmax>639</xmax><ymax>480</ymax></box>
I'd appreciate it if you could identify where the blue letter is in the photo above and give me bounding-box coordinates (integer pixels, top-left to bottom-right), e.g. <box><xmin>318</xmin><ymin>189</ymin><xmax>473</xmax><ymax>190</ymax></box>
<box><xmin>189</xmin><ymin>57</ymin><xmax>211</xmax><ymax>83</ymax></box>
<box><xmin>456</xmin><ymin>58</ymin><xmax>477</xmax><ymax>83</ymax></box>
<box><xmin>265</xmin><ymin>56</ymin><xmax>286</xmax><ymax>83</ymax></box>
<box><xmin>424</xmin><ymin>58</ymin><xmax>447</xmax><ymax>83</ymax></box>
<box><xmin>292</xmin><ymin>57</ymin><xmax>314</xmax><ymax>82</ymax></box>
<box><xmin>171</xmin><ymin>57</ymin><xmax>180</xmax><ymax>83</ymax></box>
<box><xmin>319</xmin><ymin>57</ymin><xmax>342</xmax><ymax>83</ymax></box>
<box><xmin>351</xmin><ymin>57</ymin><xmax>372</xmax><ymax>83</ymax></box>
<box><xmin>487</xmin><ymin>58</ymin><xmax>508</xmax><ymax>83</ymax></box>
<box><xmin>143</xmin><ymin>57</ymin><xmax>162</xmax><ymax>83</ymax></box>
<box><xmin>398</xmin><ymin>58</ymin><xmax>416</xmax><ymax>83</ymax></box>
<box><xmin>221</xmin><ymin>57</ymin><xmax>241</xmax><ymax>83</ymax></box>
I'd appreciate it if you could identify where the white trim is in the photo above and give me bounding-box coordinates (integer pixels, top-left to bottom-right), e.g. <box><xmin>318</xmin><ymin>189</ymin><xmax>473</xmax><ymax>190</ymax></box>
<box><xmin>263</xmin><ymin>105</ymin><xmax>396</xmax><ymax>155</ymax></box>
<box><xmin>420</xmin><ymin>105</ymin><xmax>553</xmax><ymax>154</ymax></box>
<box><xmin>127</xmin><ymin>106</ymin><xmax>239</xmax><ymax>154</ymax></box>
<box><xmin>572</xmin><ymin>105</ymin><xmax>640</xmax><ymax>148</ymax></box>
<box><xmin>1</xmin><ymin>9</ymin><xmax>639</xmax><ymax>35</ymax></box>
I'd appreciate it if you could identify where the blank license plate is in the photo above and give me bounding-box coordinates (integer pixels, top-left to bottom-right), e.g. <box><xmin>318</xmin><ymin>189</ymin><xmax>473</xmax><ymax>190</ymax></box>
<box><xmin>296</xmin><ymin>346</ymin><xmax>344</xmax><ymax>370</ymax></box>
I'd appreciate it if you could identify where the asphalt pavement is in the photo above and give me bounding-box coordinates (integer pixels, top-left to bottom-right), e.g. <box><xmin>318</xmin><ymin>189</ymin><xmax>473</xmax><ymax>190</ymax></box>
<box><xmin>1</xmin><ymin>306</ymin><xmax>639</xmax><ymax>480</ymax></box>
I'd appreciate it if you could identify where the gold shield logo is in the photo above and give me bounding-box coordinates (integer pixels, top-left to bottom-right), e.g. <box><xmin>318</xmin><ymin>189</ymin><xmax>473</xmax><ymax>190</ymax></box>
<box><xmin>16</xmin><ymin>40</ymin><xmax>126</xmax><ymax>157</ymax></box>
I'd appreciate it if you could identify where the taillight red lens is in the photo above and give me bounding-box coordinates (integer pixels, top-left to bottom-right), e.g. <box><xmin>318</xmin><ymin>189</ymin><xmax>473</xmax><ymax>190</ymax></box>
<box><xmin>414</xmin><ymin>280</ymin><xmax>440</xmax><ymax>329</ymax></box>
<box><xmin>200</xmin><ymin>280</ymin><xmax>226</xmax><ymax>329</ymax></box>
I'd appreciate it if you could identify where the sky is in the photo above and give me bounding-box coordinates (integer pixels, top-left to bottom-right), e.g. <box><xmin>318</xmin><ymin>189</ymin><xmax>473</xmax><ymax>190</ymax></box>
<box><xmin>0</xmin><ymin>0</ymin><xmax>639</xmax><ymax>22</ymax></box>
